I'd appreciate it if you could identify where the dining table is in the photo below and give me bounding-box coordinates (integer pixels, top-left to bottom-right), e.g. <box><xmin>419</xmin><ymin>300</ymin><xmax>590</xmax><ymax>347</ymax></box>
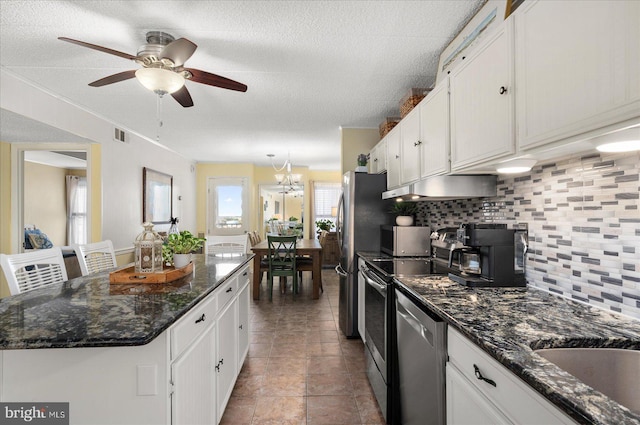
<box><xmin>250</xmin><ymin>238</ymin><xmax>323</xmax><ymax>300</ymax></box>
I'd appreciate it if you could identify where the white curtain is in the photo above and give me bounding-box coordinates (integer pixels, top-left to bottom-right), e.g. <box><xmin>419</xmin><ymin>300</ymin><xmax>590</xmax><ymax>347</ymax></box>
<box><xmin>66</xmin><ymin>175</ymin><xmax>87</xmax><ymax>245</ymax></box>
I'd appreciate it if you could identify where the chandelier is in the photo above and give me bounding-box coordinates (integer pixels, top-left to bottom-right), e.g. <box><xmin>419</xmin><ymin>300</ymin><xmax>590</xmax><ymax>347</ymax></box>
<box><xmin>268</xmin><ymin>154</ymin><xmax>302</xmax><ymax>189</ymax></box>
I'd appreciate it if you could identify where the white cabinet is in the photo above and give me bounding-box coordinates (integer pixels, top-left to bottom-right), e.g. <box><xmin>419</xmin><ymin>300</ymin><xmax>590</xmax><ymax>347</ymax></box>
<box><xmin>420</xmin><ymin>80</ymin><xmax>451</xmax><ymax>177</ymax></box>
<box><xmin>357</xmin><ymin>257</ymin><xmax>366</xmax><ymax>342</ymax></box>
<box><xmin>1</xmin><ymin>260</ymin><xmax>252</xmax><ymax>425</ymax></box>
<box><xmin>399</xmin><ymin>106</ymin><xmax>422</xmax><ymax>184</ymax></box>
<box><xmin>447</xmin><ymin>363</ymin><xmax>511</xmax><ymax>425</ymax></box>
<box><xmin>369</xmin><ymin>139</ymin><xmax>387</xmax><ymax>174</ymax></box>
<box><xmin>237</xmin><ymin>279</ymin><xmax>250</xmax><ymax>370</ymax></box>
<box><xmin>515</xmin><ymin>0</ymin><xmax>640</xmax><ymax>150</ymax></box>
<box><xmin>385</xmin><ymin>126</ymin><xmax>402</xmax><ymax>189</ymax></box>
<box><xmin>450</xmin><ymin>20</ymin><xmax>515</xmax><ymax>170</ymax></box>
<box><xmin>446</xmin><ymin>328</ymin><xmax>576</xmax><ymax>425</ymax></box>
<box><xmin>171</xmin><ymin>325</ymin><xmax>216</xmax><ymax>425</ymax></box>
<box><xmin>216</xmin><ymin>298</ymin><xmax>238</xmax><ymax>423</ymax></box>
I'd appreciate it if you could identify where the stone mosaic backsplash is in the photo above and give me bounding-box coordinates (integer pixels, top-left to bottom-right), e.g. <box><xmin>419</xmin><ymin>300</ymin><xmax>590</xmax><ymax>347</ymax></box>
<box><xmin>415</xmin><ymin>151</ymin><xmax>640</xmax><ymax>319</ymax></box>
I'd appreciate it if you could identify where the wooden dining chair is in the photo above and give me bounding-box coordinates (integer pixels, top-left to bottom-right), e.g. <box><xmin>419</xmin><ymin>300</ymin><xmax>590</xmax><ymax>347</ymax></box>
<box><xmin>266</xmin><ymin>235</ymin><xmax>298</xmax><ymax>301</ymax></box>
<box><xmin>73</xmin><ymin>240</ymin><xmax>117</xmax><ymax>276</ymax></box>
<box><xmin>0</xmin><ymin>247</ymin><xmax>68</xmax><ymax>295</ymax></box>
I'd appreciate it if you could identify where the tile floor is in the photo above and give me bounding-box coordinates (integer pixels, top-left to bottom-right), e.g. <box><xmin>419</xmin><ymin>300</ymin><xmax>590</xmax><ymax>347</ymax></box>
<box><xmin>220</xmin><ymin>268</ymin><xmax>386</xmax><ymax>425</ymax></box>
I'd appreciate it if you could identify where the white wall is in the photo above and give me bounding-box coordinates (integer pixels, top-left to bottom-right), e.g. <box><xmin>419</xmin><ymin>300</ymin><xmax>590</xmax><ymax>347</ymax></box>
<box><xmin>1</xmin><ymin>69</ymin><xmax>197</xmax><ymax>251</ymax></box>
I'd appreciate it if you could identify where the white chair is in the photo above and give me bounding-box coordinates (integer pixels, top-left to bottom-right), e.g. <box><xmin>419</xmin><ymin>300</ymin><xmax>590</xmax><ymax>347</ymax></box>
<box><xmin>205</xmin><ymin>234</ymin><xmax>249</xmax><ymax>256</ymax></box>
<box><xmin>0</xmin><ymin>247</ymin><xmax>68</xmax><ymax>295</ymax></box>
<box><xmin>73</xmin><ymin>240</ymin><xmax>117</xmax><ymax>276</ymax></box>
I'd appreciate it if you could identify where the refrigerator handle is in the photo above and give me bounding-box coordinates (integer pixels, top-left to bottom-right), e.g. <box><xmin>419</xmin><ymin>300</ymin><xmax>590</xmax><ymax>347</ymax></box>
<box><xmin>335</xmin><ymin>264</ymin><xmax>348</xmax><ymax>277</ymax></box>
<box><xmin>336</xmin><ymin>192</ymin><xmax>344</xmax><ymax>256</ymax></box>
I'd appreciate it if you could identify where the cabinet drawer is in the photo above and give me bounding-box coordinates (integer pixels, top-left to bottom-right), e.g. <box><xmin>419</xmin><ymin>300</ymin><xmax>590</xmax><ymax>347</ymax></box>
<box><xmin>447</xmin><ymin>328</ymin><xmax>575</xmax><ymax>425</ymax></box>
<box><xmin>236</xmin><ymin>265</ymin><xmax>251</xmax><ymax>289</ymax></box>
<box><xmin>171</xmin><ymin>294</ymin><xmax>217</xmax><ymax>360</ymax></box>
<box><xmin>217</xmin><ymin>276</ymin><xmax>238</xmax><ymax>310</ymax></box>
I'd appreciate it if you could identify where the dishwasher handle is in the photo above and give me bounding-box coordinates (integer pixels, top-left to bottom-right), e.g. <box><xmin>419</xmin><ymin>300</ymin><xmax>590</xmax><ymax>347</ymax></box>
<box><xmin>396</xmin><ymin>298</ymin><xmax>435</xmax><ymax>347</ymax></box>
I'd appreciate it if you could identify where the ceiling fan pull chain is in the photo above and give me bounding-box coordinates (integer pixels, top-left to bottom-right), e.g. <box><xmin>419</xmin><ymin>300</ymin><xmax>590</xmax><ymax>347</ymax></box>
<box><xmin>156</xmin><ymin>94</ymin><xmax>164</xmax><ymax>142</ymax></box>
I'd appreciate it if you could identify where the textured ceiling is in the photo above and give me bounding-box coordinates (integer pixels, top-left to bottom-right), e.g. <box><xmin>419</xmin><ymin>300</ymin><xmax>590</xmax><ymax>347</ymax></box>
<box><xmin>0</xmin><ymin>0</ymin><xmax>484</xmax><ymax>170</ymax></box>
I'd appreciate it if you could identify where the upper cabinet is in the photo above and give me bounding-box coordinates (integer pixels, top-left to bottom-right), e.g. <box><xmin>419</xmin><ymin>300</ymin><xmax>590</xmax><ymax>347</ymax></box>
<box><xmin>386</xmin><ymin>126</ymin><xmax>401</xmax><ymax>189</ymax></box>
<box><xmin>450</xmin><ymin>19</ymin><xmax>515</xmax><ymax>170</ymax></box>
<box><xmin>515</xmin><ymin>0</ymin><xmax>640</xmax><ymax>150</ymax></box>
<box><xmin>369</xmin><ymin>138</ymin><xmax>387</xmax><ymax>174</ymax></box>
<box><xmin>399</xmin><ymin>106</ymin><xmax>422</xmax><ymax>184</ymax></box>
<box><xmin>420</xmin><ymin>80</ymin><xmax>451</xmax><ymax>177</ymax></box>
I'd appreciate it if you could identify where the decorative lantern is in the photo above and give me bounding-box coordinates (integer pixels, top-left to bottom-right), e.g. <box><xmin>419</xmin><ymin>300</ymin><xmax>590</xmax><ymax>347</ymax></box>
<box><xmin>134</xmin><ymin>222</ymin><xmax>164</xmax><ymax>273</ymax></box>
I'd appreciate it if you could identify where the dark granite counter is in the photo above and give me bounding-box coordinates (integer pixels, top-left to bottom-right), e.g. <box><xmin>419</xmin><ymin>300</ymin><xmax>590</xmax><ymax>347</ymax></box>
<box><xmin>395</xmin><ymin>275</ymin><xmax>640</xmax><ymax>425</ymax></box>
<box><xmin>0</xmin><ymin>254</ymin><xmax>253</xmax><ymax>350</ymax></box>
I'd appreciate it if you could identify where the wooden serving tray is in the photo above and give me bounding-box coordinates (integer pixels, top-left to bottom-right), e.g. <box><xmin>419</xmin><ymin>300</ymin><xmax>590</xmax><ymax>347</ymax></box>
<box><xmin>109</xmin><ymin>262</ymin><xmax>193</xmax><ymax>284</ymax></box>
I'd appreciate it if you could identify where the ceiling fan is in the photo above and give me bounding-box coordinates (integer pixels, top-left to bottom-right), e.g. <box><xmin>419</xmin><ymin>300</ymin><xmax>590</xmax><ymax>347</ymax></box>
<box><xmin>58</xmin><ymin>31</ymin><xmax>247</xmax><ymax>108</ymax></box>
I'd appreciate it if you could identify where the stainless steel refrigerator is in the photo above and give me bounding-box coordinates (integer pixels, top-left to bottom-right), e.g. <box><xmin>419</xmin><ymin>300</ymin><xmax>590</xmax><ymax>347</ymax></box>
<box><xmin>336</xmin><ymin>171</ymin><xmax>393</xmax><ymax>338</ymax></box>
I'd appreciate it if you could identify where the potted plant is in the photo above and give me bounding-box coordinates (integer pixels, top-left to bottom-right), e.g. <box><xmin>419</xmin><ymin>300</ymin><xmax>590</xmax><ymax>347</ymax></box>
<box><xmin>390</xmin><ymin>202</ymin><xmax>418</xmax><ymax>226</ymax></box>
<box><xmin>163</xmin><ymin>230</ymin><xmax>205</xmax><ymax>268</ymax></box>
<box><xmin>315</xmin><ymin>219</ymin><xmax>335</xmax><ymax>237</ymax></box>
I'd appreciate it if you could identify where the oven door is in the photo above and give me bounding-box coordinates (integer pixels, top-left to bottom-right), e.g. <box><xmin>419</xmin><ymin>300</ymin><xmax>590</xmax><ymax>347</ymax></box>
<box><xmin>362</xmin><ymin>264</ymin><xmax>388</xmax><ymax>382</ymax></box>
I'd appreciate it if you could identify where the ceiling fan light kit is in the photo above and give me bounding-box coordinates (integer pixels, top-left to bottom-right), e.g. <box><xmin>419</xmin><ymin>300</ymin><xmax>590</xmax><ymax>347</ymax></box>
<box><xmin>135</xmin><ymin>68</ymin><xmax>185</xmax><ymax>95</ymax></box>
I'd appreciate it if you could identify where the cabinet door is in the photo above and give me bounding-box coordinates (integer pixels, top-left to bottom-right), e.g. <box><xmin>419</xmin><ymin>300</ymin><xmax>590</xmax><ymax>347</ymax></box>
<box><xmin>400</xmin><ymin>107</ymin><xmax>422</xmax><ymax>184</ymax></box>
<box><xmin>386</xmin><ymin>127</ymin><xmax>402</xmax><ymax>189</ymax></box>
<box><xmin>446</xmin><ymin>364</ymin><xmax>511</xmax><ymax>425</ymax></box>
<box><xmin>237</xmin><ymin>281</ymin><xmax>250</xmax><ymax>371</ymax></box>
<box><xmin>171</xmin><ymin>325</ymin><xmax>216</xmax><ymax>425</ymax></box>
<box><xmin>516</xmin><ymin>0</ymin><xmax>640</xmax><ymax>150</ymax></box>
<box><xmin>216</xmin><ymin>300</ymin><xmax>238</xmax><ymax>423</ymax></box>
<box><xmin>420</xmin><ymin>81</ymin><xmax>451</xmax><ymax>177</ymax></box>
<box><xmin>450</xmin><ymin>21</ymin><xmax>515</xmax><ymax>170</ymax></box>
<box><xmin>370</xmin><ymin>139</ymin><xmax>387</xmax><ymax>174</ymax></box>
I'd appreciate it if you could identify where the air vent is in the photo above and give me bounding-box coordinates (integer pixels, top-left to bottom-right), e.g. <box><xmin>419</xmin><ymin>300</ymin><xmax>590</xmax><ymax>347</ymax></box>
<box><xmin>114</xmin><ymin>127</ymin><xmax>128</xmax><ymax>143</ymax></box>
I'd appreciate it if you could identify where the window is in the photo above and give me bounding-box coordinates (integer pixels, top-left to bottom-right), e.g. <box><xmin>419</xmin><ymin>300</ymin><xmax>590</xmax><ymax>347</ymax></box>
<box><xmin>207</xmin><ymin>177</ymin><xmax>249</xmax><ymax>235</ymax></box>
<box><xmin>313</xmin><ymin>182</ymin><xmax>341</xmax><ymax>235</ymax></box>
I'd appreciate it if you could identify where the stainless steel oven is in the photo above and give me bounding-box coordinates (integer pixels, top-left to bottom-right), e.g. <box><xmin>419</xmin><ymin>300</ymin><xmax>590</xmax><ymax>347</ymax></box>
<box><xmin>360</xmin><ymin>262</ymin><xmax>393</xmax><ymax>422</ymax></box>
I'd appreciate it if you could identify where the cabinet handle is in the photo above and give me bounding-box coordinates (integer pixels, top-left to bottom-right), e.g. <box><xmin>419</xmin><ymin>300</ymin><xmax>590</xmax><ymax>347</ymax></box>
<box><xmin>414</xmin><ymin>141</ymin><xmax>422</xmax><ymax>147</ymax></box>
<box><xmin>243</xmin><ymin>271</ymin><xmax>248</xmax><ymax>276</ymax></box>
<box><xmin>474</xmin><ymin>364</ymin><xmax>496</xmax><ymax>387</ymax></box>
<box><xmin>395</xmin><ymin>155</ymin><xmax>400</xmax><ymax>159</ymax></box>
<box><xmin>499</xmin><ymin>86</ymin><xmax>507</xmax><ymax>95</ymax></box>
<box><xmin>226</xmin><ymin>287</ymin><xmax>233</xmax><ymax>293</ymax></box>
<box><xmin>195</xmin><ymin>313</ymin><xmax>206</xmax><ymax>324</ymax></box>
<box><xmin>239</xmin><ymin>324</ymin><xmax>243</xmax><ymax>330</ymax></box>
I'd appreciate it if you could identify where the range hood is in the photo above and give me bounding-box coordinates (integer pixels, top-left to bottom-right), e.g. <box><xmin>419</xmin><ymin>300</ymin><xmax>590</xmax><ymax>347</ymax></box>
<box><xmin>382</xmin><ymin>175</ymin><xmax>497</xmax><ymax>201</ymax></box>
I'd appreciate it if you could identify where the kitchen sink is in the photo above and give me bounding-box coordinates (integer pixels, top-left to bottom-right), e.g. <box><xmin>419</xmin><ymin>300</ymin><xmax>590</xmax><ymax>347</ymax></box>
<box><xmin>534</xmin><ymin>348</ymin><xmax>640</xmax><ymax>414</ymax></box>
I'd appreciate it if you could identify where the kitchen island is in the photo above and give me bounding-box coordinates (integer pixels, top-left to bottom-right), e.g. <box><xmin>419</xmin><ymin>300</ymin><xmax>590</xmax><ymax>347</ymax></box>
<box><xmin>396</xmin><ymin>275</ymin><xmax>640</xmax><ymax>425</ymax></box>
<box><xmin>0</xmin><ymin>253</ymin><xmax>253</xmax><ymax>424</ymax></box>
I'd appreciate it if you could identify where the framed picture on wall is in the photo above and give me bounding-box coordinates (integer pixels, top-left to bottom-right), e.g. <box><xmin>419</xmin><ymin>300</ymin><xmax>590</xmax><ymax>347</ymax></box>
<box><xmin>143</xmin><ymin>167</ymin><xmax>173</xmax><ymax>224</ymax></box>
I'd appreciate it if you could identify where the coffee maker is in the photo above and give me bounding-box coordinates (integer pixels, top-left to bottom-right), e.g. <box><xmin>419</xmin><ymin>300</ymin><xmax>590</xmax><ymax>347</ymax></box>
<box><xmin>448</xmin><ymin>223</ymin><xmax>526</xmax><ymax>287</ymax></box>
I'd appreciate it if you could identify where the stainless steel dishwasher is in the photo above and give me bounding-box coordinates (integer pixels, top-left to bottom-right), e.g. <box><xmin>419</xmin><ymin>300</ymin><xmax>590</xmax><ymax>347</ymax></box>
<box><xmin>395</xmin><ymin>288</ymin><xmax>447</xmax><ymax>425</ymax></box>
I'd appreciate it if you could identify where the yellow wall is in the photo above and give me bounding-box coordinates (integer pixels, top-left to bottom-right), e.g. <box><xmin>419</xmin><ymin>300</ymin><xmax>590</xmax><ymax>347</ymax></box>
<box><xmin>340</xmin><ymin>128</ymin><xmax>380</xmax><ymax>174</ymax></box>
<box><xmin>24</xmin><ymin>162</ymin><xmax>68</xmax><ymax>245</ymax></box>
<box><xmin>196</xmin><ymin>164</ymin><xmax>341</xmax><ymax>239</ymax></box>
<box><xmin>89</xmin><ymin>144</ymin><xmax>102</xmax><ymax>242</ymax></box>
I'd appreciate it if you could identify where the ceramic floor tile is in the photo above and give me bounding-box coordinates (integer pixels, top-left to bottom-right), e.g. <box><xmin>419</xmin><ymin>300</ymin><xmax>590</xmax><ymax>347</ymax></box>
<box><xmin>252</xmin><ymin>396</ymin><xmax>306</xmax><ymax>425</ymax></box>
<box><xmin>219</xmin><ymin>396</ymin><xmax>256</xmax><ymax>425</ymax></box>
<box><xmin>221</xmin><ymin>269</ymin><xmax>383</xmax><ymax>425</ymax></box>
<box><xmin>307</xmin><ymin>395</ymin><xmax>361</xmax><ymax>424</ymax></box>
<box><xmin>307</xmin><ymin>373</ymin><xmax>353</xmax><ymax>396</ymax></box>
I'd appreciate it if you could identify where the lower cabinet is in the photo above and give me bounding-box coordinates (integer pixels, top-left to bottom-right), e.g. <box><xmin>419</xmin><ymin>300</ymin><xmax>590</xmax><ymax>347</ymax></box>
<box><xmin>446</xmin><ymin>328</ymin><xmax>576</xmax><ymax>425</ymax></box>
<box><xmin>1</xmin><ymin>261</ymin><xmax>252</xmax><ymax>425</ymax></box>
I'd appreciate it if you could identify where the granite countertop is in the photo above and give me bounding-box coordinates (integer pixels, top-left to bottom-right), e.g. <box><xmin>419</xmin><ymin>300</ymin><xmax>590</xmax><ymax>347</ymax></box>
<box><xmin>395</xmin><ymin>275</ymin><xmax>640</xmax><ymax>425</ymax></box>
<box><xmin>0</xmin><ymin>254</ymin><xmax>253</xmax><ymax>350</ymax></box>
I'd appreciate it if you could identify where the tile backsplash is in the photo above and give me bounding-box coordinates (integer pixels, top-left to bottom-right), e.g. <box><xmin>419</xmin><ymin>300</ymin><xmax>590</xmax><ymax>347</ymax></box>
<box><xmin>415</xmin><ymin>152</ymin><xmax>640</xmax><ymax>319</ymax></box>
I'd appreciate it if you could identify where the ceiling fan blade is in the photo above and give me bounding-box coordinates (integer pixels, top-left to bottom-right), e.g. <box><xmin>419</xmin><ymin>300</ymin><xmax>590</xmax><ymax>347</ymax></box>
<box><xmin>160</xmin><ymin>38</ymin><xmax>197</xmax><ymax>67</ymax></box>
<box><xmin>89</xmin><ymin>70</ymin><xmax>137</xmax><ymax>87</ymax></box>
<box><xmin>171</xmin><ymin>86</ymin><xmax>194</xmax><ymax>108</ymax></box>
<box><xmin>186</xmin><ymin>68</ymin><xmax>248</xmax><ymax>92</ymax></box>
<box><xmin>58</xmin><ymin>37</ymin><xmax>137</xmax><ymax>61</ymax></box>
